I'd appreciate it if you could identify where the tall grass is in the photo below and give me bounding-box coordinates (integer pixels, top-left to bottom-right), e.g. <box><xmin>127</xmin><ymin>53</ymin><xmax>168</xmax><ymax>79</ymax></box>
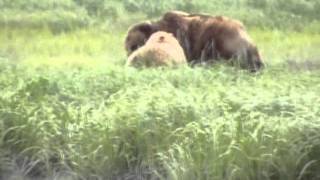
<box><xmin>1</xmin><ymin>0</ymin><xmax>320</xmax><ymax>179</ymax></box>
<box><xmin>0</xmin><ymin>27</ymin><xmax>320</xmax><ymax>179</ymax></box>
<box><xmin>1</xmin><ymin>61</ymin><xmax>320</xmax><ymax>179</ymax></box>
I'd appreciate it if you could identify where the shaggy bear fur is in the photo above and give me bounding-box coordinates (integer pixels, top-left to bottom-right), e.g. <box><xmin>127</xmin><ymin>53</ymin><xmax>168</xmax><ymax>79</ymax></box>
<box><xmin>126</xmin><ymin>31</ymin><xmax>187</xmax><ymax>67</ymax></box>
<box><xmin>124</xmin><ymin>11</ymin><xmax>264</xmax><ymax>71</ymax></box>
<box><xmin>124</xmin><ymin>11</ymin><xmax>190</xmax><ymax>56</ymax></box>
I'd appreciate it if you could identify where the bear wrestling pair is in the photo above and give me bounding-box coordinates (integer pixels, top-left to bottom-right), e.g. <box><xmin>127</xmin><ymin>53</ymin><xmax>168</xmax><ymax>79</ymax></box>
<box><xmin>125</xmin><ymin>11</ymin><xmax>264</xmax><ymax>71</ymax></box>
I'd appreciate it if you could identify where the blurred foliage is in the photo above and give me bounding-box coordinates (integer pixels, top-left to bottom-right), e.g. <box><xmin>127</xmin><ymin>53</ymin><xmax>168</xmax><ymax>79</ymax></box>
<box><xmin>122</xmin><ymin>0</ymin><xmax>199</xmax><ymax>17</ymax></box>
<box><xmin>0</xmin><ymin>0</ymin><xmax>319</xmax><ymax>31</ymax></box>
<box><xmin>0</xmin><ymin>59</ymin><xmax>320</xmax><ymax>179</ymax></box>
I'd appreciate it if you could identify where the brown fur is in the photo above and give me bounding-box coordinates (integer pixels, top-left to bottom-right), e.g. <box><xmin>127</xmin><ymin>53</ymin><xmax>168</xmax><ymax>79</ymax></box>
<box><xmin>126</xmin><ymin>31</ymin><xmax>187</xmax><ymax>67</ymax></box>
<box><xmin>124</xmin><ymin>11</ymin><xmax>264</xmax><ymax>71</ymax></box>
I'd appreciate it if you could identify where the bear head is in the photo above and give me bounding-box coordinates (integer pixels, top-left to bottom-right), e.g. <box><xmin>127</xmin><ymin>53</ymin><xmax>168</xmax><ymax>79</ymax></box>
<box><xmin>124</xmin><ymin>21</ymin><xmax>156</xmax><ymax>56</ymax></box>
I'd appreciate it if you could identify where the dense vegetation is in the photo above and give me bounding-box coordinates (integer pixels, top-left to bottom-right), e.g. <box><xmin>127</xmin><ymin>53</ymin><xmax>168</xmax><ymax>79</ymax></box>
<box><xmin>0</xmin><ymin>0</ymin><xmax>320</xmax><ymax>180</ymax></box>
<box><xmin>1</xmin><ymin>0</ymin><xmax>320</xmax><ymax>31</ymax></box>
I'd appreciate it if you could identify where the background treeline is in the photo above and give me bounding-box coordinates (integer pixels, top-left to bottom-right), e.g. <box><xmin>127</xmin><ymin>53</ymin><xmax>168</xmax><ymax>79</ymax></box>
<box><xmin>1</xmin><ymin>0</ymin><xmax>320</xmax><ymax>32</ymax></box>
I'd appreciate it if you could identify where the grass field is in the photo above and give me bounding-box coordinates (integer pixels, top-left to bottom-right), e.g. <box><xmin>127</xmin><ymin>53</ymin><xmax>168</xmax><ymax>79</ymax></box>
<box><xmin>1</xmin><ymin>0</ymin><xmax>320</xmax><ymax>180</ymax></box>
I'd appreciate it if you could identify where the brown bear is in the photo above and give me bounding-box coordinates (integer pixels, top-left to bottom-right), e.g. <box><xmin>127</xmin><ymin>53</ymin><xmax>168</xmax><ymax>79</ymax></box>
<box><xmin>124</xmin><ymin>11</ymin><xmax>264</xmax><ymax>72</ymax></box>
<box><xmin>124</xmin><ymin>11</ymin><xmax>191</xmax><ymax>57</ymax></box>
<box><xmin>126</xmin><ymin>31</ymin><xmax>187</xmax><ymax>67</ymax></box>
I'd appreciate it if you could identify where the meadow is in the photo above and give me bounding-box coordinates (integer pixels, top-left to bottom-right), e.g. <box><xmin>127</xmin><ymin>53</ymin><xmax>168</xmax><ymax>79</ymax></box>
<box><xmin>1</xmin><ymin>0</ymin><xmax>320</xmax><ymax>180</ymax></box>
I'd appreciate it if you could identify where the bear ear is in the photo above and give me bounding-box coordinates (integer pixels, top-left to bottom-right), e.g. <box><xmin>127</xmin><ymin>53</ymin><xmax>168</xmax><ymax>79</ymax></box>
<box><xmin>136</xmin><ymin>21</ymin><xmax>154</xmax><ymax>36</ymax></box>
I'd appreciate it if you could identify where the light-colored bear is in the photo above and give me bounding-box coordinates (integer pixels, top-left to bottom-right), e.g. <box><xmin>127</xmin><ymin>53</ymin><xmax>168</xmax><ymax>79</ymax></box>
<box><xmin>126</xmin><ymin>31</ymin><xmax>187</xmax><ymax>67</ymax></box>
